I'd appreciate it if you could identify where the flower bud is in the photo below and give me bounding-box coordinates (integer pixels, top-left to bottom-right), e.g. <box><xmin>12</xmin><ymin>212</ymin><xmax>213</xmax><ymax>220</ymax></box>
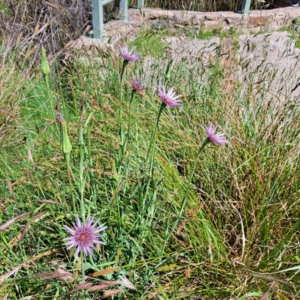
<box><xmin>165</xmin><ymin>59</ymin><xmax>173</xmax><ymax>82</ymax></box>
<box><xmin>41</xmin><ymin>46</ymin><xmax>50</xmax><ymax>75</ymax></box>
<box><xmin>56</xmin><ymin>111</ymin><xmax>72</xmax><ymax>154</ymax></box>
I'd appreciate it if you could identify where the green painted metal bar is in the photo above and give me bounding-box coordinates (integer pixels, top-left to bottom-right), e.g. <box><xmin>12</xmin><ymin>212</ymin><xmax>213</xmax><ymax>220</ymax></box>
<box><xmin>92</xmin><ymin>0</ymin><xmax>127</xmax><ymax>39</ymax></box>
<box><xmin>137</xmin><ymin>0</ymin><xmax>144</xmax><ymax>9</ymax></box>
<box><xmin>92</xmin><ymin>0</ymin><xmax>104</xmax><ymax>39</ymax></box>
<box><xmin>119</xmin><ymin>0</ymin><xmax>129</xmax><ymax>21</ymax></box>
<box><xmin>242</xmin><ymin>0</ymin><xmax>251</xmax><ymax>14</ymax></box>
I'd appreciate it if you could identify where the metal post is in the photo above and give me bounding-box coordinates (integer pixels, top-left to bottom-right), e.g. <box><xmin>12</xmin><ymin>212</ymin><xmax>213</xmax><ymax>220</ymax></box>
<box><xmin>91</xmin><ymin>0</ymin><xmax>103</xmax><ymax>39</ymax></box>
<box><xmin>242</xmin><ymin>0</ymin><xmax>251</xmax><ymax>14</ymax></box>
<box><xmin>137</xmin><ymin>0</ymin><xmax>144</xmax><ymax>9</ymax></box>
<box><xmin>119</xmin><ymin>0</ymin><xmax>128</xmax><ymax>21</ymax></box>
<box><xmin>91</xmin><ymin>0</ymin><xmax>114</xmax><ymax>39</ymax></box>
<box><xmin>91</xmin><ymin>0</ymin><xmax>130</xmax><ymax>39</ymax></box>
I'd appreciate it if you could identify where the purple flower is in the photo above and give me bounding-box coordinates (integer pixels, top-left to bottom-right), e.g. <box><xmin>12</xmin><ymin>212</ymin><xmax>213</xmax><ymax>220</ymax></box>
<box><xmin>205</xmin><ymin>123</ymin><xmax>228</xmax><ymax>145</ymax></box>
<box><xmin>130</xmin><ymin>76</ymin><xmax>145</xmax><ymax>92</ymax></box>
<box><xmin>119</xmin><ymin>44</ymin><xmax>141</xmax><ymax>62</ymax></box>
<box><xmin>158</xmin><ymin>86</ymin><xmax>182</xmax><ymax>107</ymax></box>
<box><xmin>63</xmin><ymin>216</ymin><xmax>107</xmax><ymax>256</ymax></box>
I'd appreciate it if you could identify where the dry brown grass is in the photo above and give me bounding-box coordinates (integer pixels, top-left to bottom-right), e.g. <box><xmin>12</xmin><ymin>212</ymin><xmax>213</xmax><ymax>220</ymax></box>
<box><xmin>1</xmin><ymin>0</ymin><xmax>91</xmax><ymax>56</ymax></box>
<box><xmin>0</xmin><ymin>0</ymin><xmax>120</xmax><ymax>63</ymax></box>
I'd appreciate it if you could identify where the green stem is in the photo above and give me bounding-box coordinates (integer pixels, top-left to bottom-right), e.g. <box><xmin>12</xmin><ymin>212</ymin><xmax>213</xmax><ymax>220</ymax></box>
<box><xmin>44</xmin><ymin>74</ymin><xmax>50</xmax><ymax>92</ymax></box>
<box><xmin>126</xmin><ymin>90</ymin><xmax>135</xmax><ymax>145</ymax></box>
<box><xmin>81</xmin><ymin>251</ymin><xmax>85</xmax><ymax>283</ymax></box>
<box><xmin>65</xmin><ymin>153</ymin><xmax>75</xmax><ymax>208</ymax></box>
<box><xmin>78</xmin><ymin>125</ymin><xmax>86</xmax><ymax>217</ymax></box>
<box><xmin>147</xmin><ymin>103</ymin><xmax>166</xmax><ymax>175</ymax></box>
<box><xmin>139</xmin><ymin>103</ymin><xmax>165</xmax><ymax>213</ymax></box>
<box><xmin>162</xmin><ymin>138</ymin><xmax>210</xmax><ymax>256</ymax></box>
<box><xmin>44</xmin><ymin>74</ymin><xmax>55</xmax><ymax>119</ymax></box>
<box><xmin>117</xmin><ymin>61</ymin><xmax>128</xmax><ymax>173</ymax></box>
<box><xmin>178</xmin><ymin>138</ymin><xmax>210</xmax><ymax>217</ymax></box>
<box><xmin>120</xmin><ymin>60</ymin><xmax>128</xmax><ymax>83</ymax></box>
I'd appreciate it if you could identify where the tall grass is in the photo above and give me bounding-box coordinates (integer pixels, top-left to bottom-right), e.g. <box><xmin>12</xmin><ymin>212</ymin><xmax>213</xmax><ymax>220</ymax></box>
<box><xmin>130</xmin><ymin>0</ymin><xmax>269</xmax><ymax>11</ymax></box>
<box><xmin>0</xmin><ymin>23</ymin><xmax>300</xmax><ymax>300</ymax></box>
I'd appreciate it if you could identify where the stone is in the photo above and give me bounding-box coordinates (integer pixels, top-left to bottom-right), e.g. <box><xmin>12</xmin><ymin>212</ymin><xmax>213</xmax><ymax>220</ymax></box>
<box><xmin>204</xmin><ymin>12</ymin><xmax>222</xmax><ymax>21</ymax></box>
<box><xmin>203</xmin><ymin>20</ymin><xmax>224</xmax><ymax>29</ymax></box>
<box><xmin>192</xmin><ymin>15</ymin><xmax>206</xmax><ymax>25</ymax></box>
<box><xmin>151</xmin><ymin>21</ymin><xmax>167</xmax><ymax>30</ymax></box>
<box><xmin>248</xmin><ymin>16</ymin><xmax>269</xmax><ymax>26</ymax></box>
<box><xmin>225</xmin><ymin>16</ymin><xmax>242</xmax><ymax>25</ymax></box>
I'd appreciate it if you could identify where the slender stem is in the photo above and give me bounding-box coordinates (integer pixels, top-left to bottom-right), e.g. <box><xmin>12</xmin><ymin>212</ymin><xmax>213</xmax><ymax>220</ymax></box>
<box><xmin>178</xmin><ymin>138</ymin><xmax>210</xmax><ymax>217</ymax></box>
<box><xmin>148</xmin><ymin>103</ymin><xmax>165</xmax><ymax>175</ymax></box>
<box><xmin>44</xmin><ymin>74</ymin><xmax>55</xmax><ymax>119</ymax></box>
<box><xmin>120</xmin><ymin>61</ymin><xmax>128</xmax><ymax>83</ymax></box>
<box><xmin>117</xmin><ymin>61</ymin><xmax>128</xmax><ymax>173</ymax></box>
<box><xmin>161</xmin><ymin>138</ymin><xmax>210</xmax><ymax>256</ymax></box>
<box><xmin>81</xmin><ymin>251</ymin><xmax>85</xmax><ymax>283</ymax></box>
<box><xmin>138</xmin><ymin>103</ymin><xmax>165</xmax><ymax>213</ymax></box>
<box><xmin>56</xmin><ymin>111</ymin><xmax>75</xmax><ymax>209</ymax></box>
<box><xmin>119</xmin><ymin>82</ymin><xmax>123</xmax><ymax>139</ymax></box>
<box><xmin>119</xmin><ymin>60</ymin><xmax>128</xmax><ymax>129</ymax></box>
<box><xmin>44</xmin><ymin>75</ymin><xmax>50</xmax><ymax>93</ymax></box>
<box><xmin>78</xmin><ymin>125</ymin><xmax>86</xmax><ymax>217</ymax></box>
<box><xmin>127</xmin><ymin>91</ymin><xmax>135</xmax><ymax>139</ymax></box>
<box><xmin>65</xmin><ymin>153</ymin><xmax>75</xmax><ymax>208</ymax></box>
<box><xmin>120</xmin><ymin>90</ymin><xmax>135</xmax><ymax>167</ymax></box>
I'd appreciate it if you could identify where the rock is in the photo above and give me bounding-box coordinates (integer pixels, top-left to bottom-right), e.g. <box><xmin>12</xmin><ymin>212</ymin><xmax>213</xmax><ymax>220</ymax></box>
<box><xmin>151</xmin><ymin>21</ymin><xmax>167</xmax><ymax>30</ymax></box>
<box><xmin>203</xmin><ymin>12</ymin><xmax>222</xmax><ymax>21</ymax></box>
<box><xmin>248</xmin><ymin>16</ymin><xmax>269</xmax><ymax>26</ymax></box>
<box><xmin>224</xmin><ymin>16</ymin><xmax>242</xmax><ymax>25</ymax></box>
<box><xmin>203</xmin><ymin>20</ymin><xmax>224</xmax><ymax>29</ymax></box>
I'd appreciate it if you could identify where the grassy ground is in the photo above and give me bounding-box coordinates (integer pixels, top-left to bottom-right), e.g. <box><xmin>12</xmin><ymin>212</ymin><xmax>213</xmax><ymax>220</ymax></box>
<box><xmin>1</xmin><ymin>12</ymin><xmax>300</xmax><ymax>300</ymax></box>
<box><xmin>281</xmin><ymin>17</ymin><xmax>300</xmax><ymax>48</ymax></box>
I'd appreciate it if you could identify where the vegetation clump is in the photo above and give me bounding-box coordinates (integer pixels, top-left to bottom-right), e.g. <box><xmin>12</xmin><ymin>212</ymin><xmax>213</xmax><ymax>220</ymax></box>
<box><xmin>0</xmin><ymin>1</ymin><xmax>299</xmax><ymax>299</ymax></box>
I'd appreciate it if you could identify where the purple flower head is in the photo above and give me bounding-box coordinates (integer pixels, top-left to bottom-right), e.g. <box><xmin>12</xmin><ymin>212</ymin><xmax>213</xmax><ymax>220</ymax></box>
<box><xmin>119</xmin><ymin>44</ymin><xmax>141</xmax><ymax>63</ymax></box>
<box><xmin>205</xmin><ymin>123</ymin><xmax>228</xmax><ymax>146</ymax></box>
<box><xmin>158</xmin><ymin>86</ymin><xmax>182</xmax><ymax>107</ymax></box>
<box><xmin>130</xmin><ymin>76</ymin><xmax>145</xmax><ymax>92</ymax></box>
<box><xmin>63</xmin><ymin>215</ymin><xmax>107</xmax><ymax>256</ymax></box>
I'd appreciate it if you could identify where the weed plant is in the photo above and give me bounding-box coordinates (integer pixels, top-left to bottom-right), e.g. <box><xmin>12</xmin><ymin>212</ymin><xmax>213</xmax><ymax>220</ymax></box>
<box><xmin>0</xmin><ymin>28</ymin><xmax>300</xmax><ymax>300</ymax></box>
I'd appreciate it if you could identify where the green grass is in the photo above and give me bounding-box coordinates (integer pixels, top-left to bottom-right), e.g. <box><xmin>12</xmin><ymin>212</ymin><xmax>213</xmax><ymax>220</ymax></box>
<box><xmin>137</xmin><ymin>25</ymin><xmax>241</xmax><ymax>43</ymax></box>
<box><xmin>0</xmin><ymin>0</ymin><xmax>10</xmax><ymax>16</ymax></box>
<box><xmin>133</xmin><ymin>28</ymin><xmax>168</xmax><ymax>56</ymax></box>
<box><xmin>0</xmin><ymin>26</ymin><xmax>300</xmax><ymax>300</ymax></box>
<box><xmin>279</xmin><ymin>18</ymin><xmax>300</xmax><ymax>48</ymax></box>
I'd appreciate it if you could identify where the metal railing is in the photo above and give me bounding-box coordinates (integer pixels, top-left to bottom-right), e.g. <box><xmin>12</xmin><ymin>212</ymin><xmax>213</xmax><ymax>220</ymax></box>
<box><xmin>242</xmin><ymin>0</ymin><xmax>300</xmax><ymax>14</ymax></box>
<box><xmin>92</xmin><ymin>0</ymin><xmax>144</xmax><ymax>39</ymax></box>
<box><xmin>241</xmin><ymin>0</ymin><xmax>251</xmax><ymax>14</ymax></box>
<box><xmin>92</xmin><ymin>0</ymin><xmax>300</xmax><ymax>39</ymax></box>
